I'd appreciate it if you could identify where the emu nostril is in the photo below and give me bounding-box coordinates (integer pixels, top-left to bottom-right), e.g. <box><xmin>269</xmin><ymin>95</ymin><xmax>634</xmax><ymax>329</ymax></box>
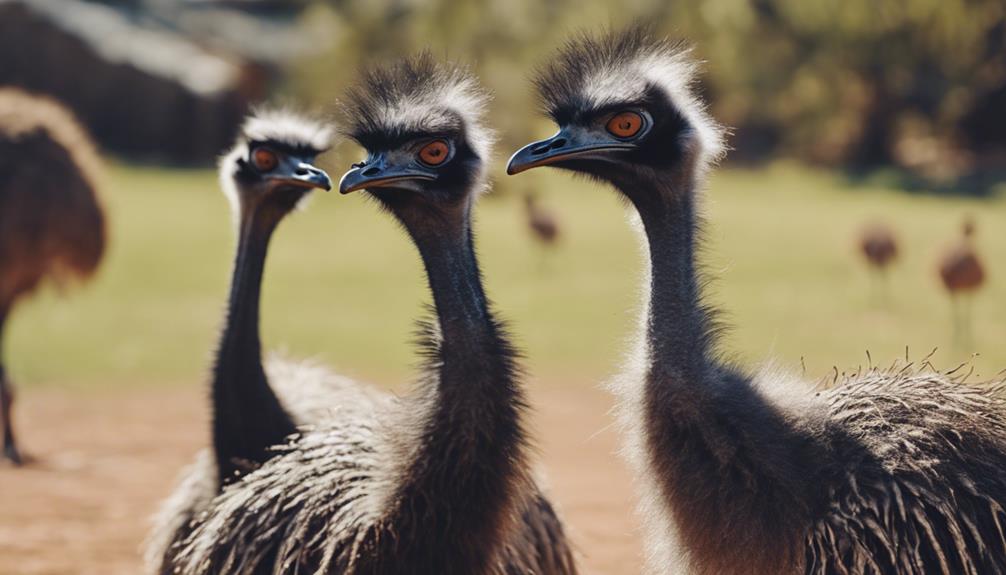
<box><xmin>531</xmin><ymin>138</ymin><xmax>567</xmax><ymax>155</ymax></box>
<box><xmin>362</xmin><ymin>167</ymin><xmax>380</xmax><ymax>177</ymax></box>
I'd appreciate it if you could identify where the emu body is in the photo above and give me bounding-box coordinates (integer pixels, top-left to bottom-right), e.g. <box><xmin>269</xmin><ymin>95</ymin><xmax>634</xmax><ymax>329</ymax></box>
<box><xmin>860</xmin><ymin>223</ymin><xmax>898</xmax><ymax>270</ymax></box>
<box><xmin>509</xmin><ymin>26</ymin><xmax>1006</xmax><ymax>575</ymax></box>
<box><xmin>525</xmin><ymin>192</ymin><xmax>560</xmax><ymax>246</ymax></box>
<box><xmin>859</xmin><ymin>221</ymin><xmax>898</xmax><ymax>303</ymax></box>
<box><xmin>939</xmin><ymin>218</ymin><xmax>985</xmax><ymax>345</ymax></box>
<box><xmin>164</xmin><ymin>56</ymin><xmax>575</xmax><ymax>575</ymax></box>
<box><xmin>0</xmin><ymin>88</ymin><xmax>105</xmax><ymax>465</ymax></box>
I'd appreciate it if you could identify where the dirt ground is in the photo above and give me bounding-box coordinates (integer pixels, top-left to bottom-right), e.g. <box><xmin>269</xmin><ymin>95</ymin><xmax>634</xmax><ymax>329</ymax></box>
<box><xmin>0</xmin><ymin>383</ymin><xmax>641</xmax><ymax>575</ymax></box>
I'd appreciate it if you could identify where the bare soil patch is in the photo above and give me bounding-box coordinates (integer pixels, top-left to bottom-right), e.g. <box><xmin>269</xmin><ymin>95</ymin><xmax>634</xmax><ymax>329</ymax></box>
<box><xmin>0</xmin><ymin>384</ymin><xmax>640</xmax><ymax>574</ymax></box>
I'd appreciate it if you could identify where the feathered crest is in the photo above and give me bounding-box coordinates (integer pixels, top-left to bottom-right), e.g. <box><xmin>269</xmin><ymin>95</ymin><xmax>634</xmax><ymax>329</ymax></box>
<box><xmin>240</xmin><ymin>107</ymin><xmax>334</xmax><ymax>156</ymax></box>
<box><xmin>534</xmin><ymin>25</ymin><xmax>725</xmax><ymax>166</ymax></box>
<box><xmin>340</xmin><ymin>53</ymin><xmax>495</xmax><ymax>162</ymax></box>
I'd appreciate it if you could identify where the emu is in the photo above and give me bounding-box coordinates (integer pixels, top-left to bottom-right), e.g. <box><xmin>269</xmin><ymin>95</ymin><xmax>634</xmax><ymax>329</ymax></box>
<box><xmin>858</xmin><ymin>221</ymin><xmax>898</xmax><ymax>303</ymax></box>
<box><xmin>0</xmin><ymin>88</ymin><xmax>105</xmax><ymax>466</ymax></box>
<box><xmin>145</xmin><ymin>108</ymin><xmax>338</xmax><ymax>573</ymax></box>
<box><xmin>938</xmin><ymin>217</ymin><xmax>985</xmax><ymax>346</ymax></box>
<box><xmin>525</xmin><ymin>191</ymin><xmax>560</xmax><ymax>246</ymax></box>
<box><xmin>164</xmin><ymin>55</ymin><xmax>576</xmax><ymax>575</ymax></box>
<box><xmin>508</xmin><ymin>26</ymin><xmax>1006</xmax><ymax>575</ymax></box>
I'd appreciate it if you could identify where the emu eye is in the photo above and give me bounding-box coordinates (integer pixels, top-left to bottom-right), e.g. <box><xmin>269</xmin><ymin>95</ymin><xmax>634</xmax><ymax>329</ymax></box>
<box><xmin>606</xmin><ymin>111</ymin><xmax>644</xmax><ymax>139</ymax></box>
<box><xmin>252</xmin><ymin>147</ymin><xmax>279</xmax><ymax>172</ymax></box>
<box><xmin>418</xmin><ymin>140</ymin><xmax>450</xmax><ymax>166</ymax></box>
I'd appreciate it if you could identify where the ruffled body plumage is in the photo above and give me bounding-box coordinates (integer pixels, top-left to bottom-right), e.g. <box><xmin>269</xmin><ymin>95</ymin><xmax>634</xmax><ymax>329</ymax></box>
<box><xmin>154</xmin><ymin>351</ymin><xmax>575</xmax><ymax>575</ymax></box>
<box><xmin>805</xmin><ymin>368</ymin><xmax>1006</xmax><ymax>574</ymax></box>
<box><xmin>145</xmin><ymin>354</ymin><xmax>383</xmax><ymax>574</ymax></box>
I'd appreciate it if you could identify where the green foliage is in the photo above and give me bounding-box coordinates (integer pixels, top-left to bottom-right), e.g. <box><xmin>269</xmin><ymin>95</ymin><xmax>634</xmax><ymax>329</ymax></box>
<box><xmin>285</xmin><ymin>0</ymin><xmax>1006</xmax><ymax>177</ymax></box>
<box><xmin>683</xmin><ymin>0</ymin><xmax>1006</xmax><ymax>167</ymax></box>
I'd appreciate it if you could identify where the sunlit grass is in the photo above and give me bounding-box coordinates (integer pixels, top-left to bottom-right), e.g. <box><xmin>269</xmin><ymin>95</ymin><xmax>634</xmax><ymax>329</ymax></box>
<box><xmin>8</xmin><ymin>159</ymin><xmax>1006</xmax><ymax>390</ymax></box>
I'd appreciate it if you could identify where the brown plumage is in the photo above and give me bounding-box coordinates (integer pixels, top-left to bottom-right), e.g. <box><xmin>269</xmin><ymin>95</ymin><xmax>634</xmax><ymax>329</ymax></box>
<box><xmin>939</xmin><ymin>217</ymin><xmax>985</xmax><ymax>345</ymax></box>
<box><xmin>859</xmin><ymin>221</ymin><xmax>899</xmax><ymax>304</ymax></box>
<box><xmin>0</xmin><ymin>88</ymin><xmax>105</xmax><ymax>465</ymax></box>
<box><xmin>524</xmin><ymin>192</ymin><xmax>560</xmax><ymax>246</ymax></box>
<box><xmin>859</xmin><ymin>222</ymin><xmax>898</xmax><ymax>271</ymax></box>
<box><xmin>939</xmin><ymin>218</ymin><xmax>985</xmax><ymax>294</ymax></box>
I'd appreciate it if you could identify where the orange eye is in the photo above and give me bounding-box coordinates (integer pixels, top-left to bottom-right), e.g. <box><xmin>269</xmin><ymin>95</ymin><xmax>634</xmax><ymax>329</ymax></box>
<box><xmin>418</xmin><ymin>140</ymin><xmax>450</xmax><ymax>166</ymax></box>
<box><xmin>606</xmin><ymin>111</ymin><xmax>644</xmax><ymax>139</ymax></box>
<box><xmin>252</xmin><ymin>148</ymin><xmax>278</xmax><ymax>172</ymax></box>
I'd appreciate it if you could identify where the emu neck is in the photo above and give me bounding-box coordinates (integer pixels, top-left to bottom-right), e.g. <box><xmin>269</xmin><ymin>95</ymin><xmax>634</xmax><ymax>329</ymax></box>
<box><xmin>624</xmin><ymin>181</ymin><xmax>713</xmax><ymax>380</ymax></box>
<box><xmin>211</xmin><ymin>204</ymin><xmax>296</xmax><ymax>485</ymax></box>
<box><xmin>617</xmin><ymin>173</ymin><xmax>812</xmax><ymax>573</ymax></box>
<box><xmin>415</xmin><ymin>218</ymin><xmax>492</xmax><ymax>351</ymax></box>
<box><xmin>379</xmin><ymin>205</ymin><xmax>526</xmax><ymax>573</ymax></box>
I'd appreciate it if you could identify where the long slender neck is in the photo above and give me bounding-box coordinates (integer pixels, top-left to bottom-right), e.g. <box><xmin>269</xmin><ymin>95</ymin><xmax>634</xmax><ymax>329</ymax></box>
<box><xmin>627</xmin><ymin>181</ymin><xmax>714</xmax><ymax>380</ymax></box>
<box><xmin>373</xmin><ymin>203</ymin><xmax>527</xmax><ymax>574</ymax></box>
<box><xmin>416</xmin><ymin>218</ymin><xmax>494</xmax><ymax>353</ymax></box>
<box><xmin>211</xmin><ymin>202</ymin><xmax>297</xmax><ymax>485</ymax></box>
<box><xmin>617</xmin><ymin>171</ymin><xmax>814</xmax><ymax>574</ymax></box>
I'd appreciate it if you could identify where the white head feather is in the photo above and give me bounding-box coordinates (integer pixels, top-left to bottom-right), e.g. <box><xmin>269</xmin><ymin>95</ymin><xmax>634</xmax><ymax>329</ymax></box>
<box><xmin>217</xmin><ymin>108</ymin><xmax>334</xmax><ymax>227</ymax></box>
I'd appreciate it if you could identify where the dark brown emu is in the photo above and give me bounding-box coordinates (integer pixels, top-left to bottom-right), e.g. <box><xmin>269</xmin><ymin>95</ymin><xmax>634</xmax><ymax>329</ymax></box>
<box><xmin>859</xmin><ymin>222</ymin><xmax>898</xmax><ymax>272</ymax></box>
<box><xmin>165</xmin><ymin>56</ymin><xmax>576</xmax><ymax>575</ymax></box>
<box><xmin>938</xmin><ymin>217</ymin><xmax>985</xmax><ymax>345</ymax></box>
<box><xmin>508</xmin><ymin>26</ymin><xmax>1006</xmax><ymax>575</ymax></box>
<box><xmin>525</xmin><ymin>192</ymin><xmax>560</xmax><ymax>246</ymax></box>
<box><xmin>0</xmin><ymin>88</ymin><xmax>105</xmax><ymax>466</ymax></box>
<box><xmin>859</xmin><ymin>221</ymin><xmax>898</xmax><ymax>303</ymax></box>
<box><xmin>146</xmin><ymin>109</ymin><xmax>337</xmax><ymax>572</ymax></box>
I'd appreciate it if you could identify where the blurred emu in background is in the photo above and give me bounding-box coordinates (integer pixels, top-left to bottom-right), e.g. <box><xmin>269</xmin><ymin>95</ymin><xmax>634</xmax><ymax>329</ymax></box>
<box><xmin>858</xmin><ymin>221</ymin><xmax>898</xmax><ymax>304</ymax></box>
<box><xmin>0</xmin><ymin>88</ymin><xmax>106</xmax><ymax>465</ymax></box>
<box><xmin>938</xmin><ymin>217</ymin><xmax>986</xmax><ymax>346</ymax></box>
<box><xmin>0</xmin><ymin>0</ymin><xmax>325</xmax><ymax>165</ymax></box>
<box><xmin>523</xmin><ymin>191</ymin><xmax>561</xmax><ymax>272</ymax></box>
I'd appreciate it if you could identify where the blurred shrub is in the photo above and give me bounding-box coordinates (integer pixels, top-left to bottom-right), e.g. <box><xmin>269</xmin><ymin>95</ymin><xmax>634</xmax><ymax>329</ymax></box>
<box><xmin>284</xmin><ymin>0</ymin><xmax>1006</xmax><ymax>187</ymax></box>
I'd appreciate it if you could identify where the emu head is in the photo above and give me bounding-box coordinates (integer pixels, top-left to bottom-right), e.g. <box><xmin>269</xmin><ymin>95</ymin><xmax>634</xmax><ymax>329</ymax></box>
<box><xmin>338</xmin><ymin>54</ymin><xmax>494</xmax><ymax>228</ymax></box>
<box><xmin>507</xmin><ymin>26</ymin><xmax>725</xmax><ymax>198</ymax></box>
<box><xmin>220</xmin><ymin>109</ymin><xmax>333</xmax><ymax>227</ymax></box>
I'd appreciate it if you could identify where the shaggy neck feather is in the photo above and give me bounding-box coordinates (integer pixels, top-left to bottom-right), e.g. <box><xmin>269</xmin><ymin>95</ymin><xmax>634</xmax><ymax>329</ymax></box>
<box><xmin>617</xmin><ymin>171</ymin><xmax>813</xmax><ymax>574</ymax></box>
<box><xmin>370</xmin><ymin>204</ymin><xmax>527</xmax><ymax>573</ymax></box>
<box><xmin>629</xmin><ymin>182</ymin><xmax>712</xmax><ymax>379</ymax></box>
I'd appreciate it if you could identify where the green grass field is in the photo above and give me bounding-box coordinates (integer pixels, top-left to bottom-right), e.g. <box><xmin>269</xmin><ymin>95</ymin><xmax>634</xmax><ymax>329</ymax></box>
<box><xmin>8</xmin><ymin>159</ymin><xmax>1006</xmax><ymax>390</ymax></box>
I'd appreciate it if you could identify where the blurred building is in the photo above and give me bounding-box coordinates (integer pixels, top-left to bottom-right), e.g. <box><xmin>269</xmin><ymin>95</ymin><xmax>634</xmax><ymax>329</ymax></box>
<box><xmin>0</xmin><ymin>0</ymin><xmax>328</xmax><ymax>164</ymax></box>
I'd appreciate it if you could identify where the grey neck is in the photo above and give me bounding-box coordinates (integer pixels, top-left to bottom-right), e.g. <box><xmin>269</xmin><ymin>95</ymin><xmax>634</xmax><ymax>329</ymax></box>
<box><xmin>413</xmin><ymin>216</ymin><xmax>493</xmax><ymax>354</ymax></box>
<box><xmin>612</xmin><ymin>169</ymin><xmax>818</xmax><ymax>573</ymax></box>
<box><xmin>618</xmin><ymin>175</ymin><xmax>715</xmax><ymax>382</ymax></box>
<box><xmin>365</xmin><ymin>201</ymin><xmax>527</xmax><ymax>573</ymax></box>
<box><xmin>210</xmin><ymin>199</ymin><xmax>297</xmax><ymax>484</ymax></box>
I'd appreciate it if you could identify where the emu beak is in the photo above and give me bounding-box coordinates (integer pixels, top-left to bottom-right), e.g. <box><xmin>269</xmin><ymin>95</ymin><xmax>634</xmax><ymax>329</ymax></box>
<box><xmin>269</xmin><ymin>160</ymin><xmax>332</xmax><ymax>191</ymax></box>
<box><xmin>339</xmin><ymin>155</ymin><xmax>437</xmax><ymax>194</ymax></box>
<box><xmin>506</xmin><ymin>127</ymin><xmax>636</xmax><ymax>175</ymax></box>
